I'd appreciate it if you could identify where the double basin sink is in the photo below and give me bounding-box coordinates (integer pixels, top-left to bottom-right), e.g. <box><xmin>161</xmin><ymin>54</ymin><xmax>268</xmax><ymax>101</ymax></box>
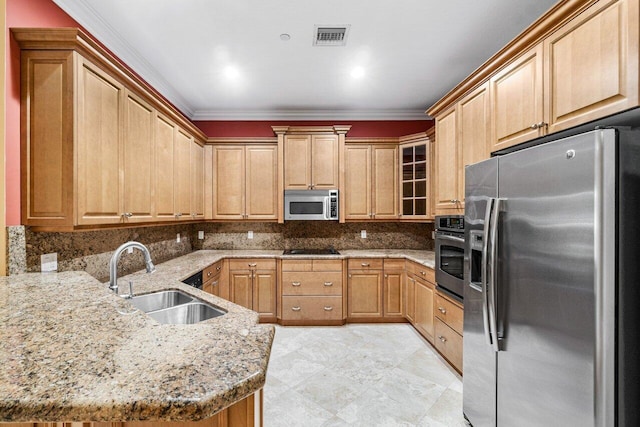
<box><xmin>129</xmin><ymin>290</ymin><xmax>226</xmax><ymax>324</ymax></box>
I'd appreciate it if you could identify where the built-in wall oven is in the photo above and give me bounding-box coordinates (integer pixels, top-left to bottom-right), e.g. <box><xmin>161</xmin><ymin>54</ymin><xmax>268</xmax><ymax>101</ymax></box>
<box><xmin>435</xmin><ymin>215</ymin><xmax>465</xmax><ymax>299</ymax></box>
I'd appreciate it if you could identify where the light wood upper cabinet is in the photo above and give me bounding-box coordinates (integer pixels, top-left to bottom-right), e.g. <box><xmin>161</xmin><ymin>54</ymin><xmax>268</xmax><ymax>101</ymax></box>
<box><xmin>544</xmin><ymin>0</ymin><xmax>638</xmax><ymax>133</ymax></box>
<box><xmin>191</xmin><ymin>142</ymin><xmax>205</xmax><ymax>219</ymax></box>
<box><xmin>123</xmin><ymin>90</ymin><xmax>154</xmax><ymax>223</ymax></box>
<box><xmin>212</xmin><ymin>145</ymin><xmax>278</xmax><ymax>220</ymax></box>
<box><xmin>399</xmin><ymin>135</ymin><xmax>430</xmax><ymax>220</ymax></box>
<box><xmin>490</xmin><ymin>44</ymin><xmax>544</xmax><ymax>152</ymax></box>
<box><xmin>344</xmin><ymin>144</ymin><xmax>398</xmax><ymax>220</ymax></box>
<box><xmin>15</xmin><ymin>29</ymin><xmax>207</xmax><ymax>231</ymax></box>
<box><xmin>284</xmin><ymin>134</ymin><xmax>338</xmax><ymax>190</ymax></box>
<box><xmin>434</xmin><ymin>107</ymin><xmax>459</xmax><ymax>213</ymax></box>
<box><xmin>76</xmin><ymin>58</ymin><xmax>124</xmax><ymax>225</ymax></box>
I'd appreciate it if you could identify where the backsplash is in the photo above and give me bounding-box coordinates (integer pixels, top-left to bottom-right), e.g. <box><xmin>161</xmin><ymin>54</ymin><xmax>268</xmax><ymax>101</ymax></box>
<box><xmin>8</xmin><ymin>225</ymin><xmax>195</xmax><ymax>282</ymax></box>
<box><xmin>8</xmin><ymin>222</ymin><xmax>433</xmax><ymax>280</ymax></box>
<box><xmin>194</xmin><ymin>222</ymin><xmax>433</xmax><ymax>251</ymax></box>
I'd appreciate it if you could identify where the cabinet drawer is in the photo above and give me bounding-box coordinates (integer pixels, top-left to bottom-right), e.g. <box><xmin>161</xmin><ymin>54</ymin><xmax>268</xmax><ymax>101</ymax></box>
<box><xmin>281</xmin><ymin>260</ymin><xmax>312</xmax><ymax>271</ymax></box>
<box><xmin>282</xmin><ymin>296</ymin><xmax>343</xmax><ymax>321</ymax></box>
<box><xmin>407</xmin><ymin>262</ymin><xmax>434</xmax><ymax>284</ymax></box>
<box><xmin>384</xmin><ymin>259</ymin><xmax>405</xmax><ymax>270</ymax></box>
<box><xmin>281</xmin><ymin>272</ymin><xmax>343</xmax><ymax>296</ymax></box>
<box><xmin>435</xmin><ymin>319</ymin><xmax>463</xmax><ymax>372</ymax></box>
<box><xmin>347</xmin><ymin>258</ymin><xmax>383</xmax><ymax>270</ymax></box>
<box><xmin>435</xmin><ymin>294</ymin><xmax>464</xmax><ymax>335</ymax></box>
<box><xmin>228</xmin><ymin>258</ymin><xmax>276</xmax><ymax>270</ymax></box>
<box><xmin>203</xmin><ymin>260</ymin><xmax>223</xmax><ymax>282</ymax></box>
<box><xmin>313</xmin><ymin>259</ymin><xmax>343</xmax><ymax>271</ymax></box>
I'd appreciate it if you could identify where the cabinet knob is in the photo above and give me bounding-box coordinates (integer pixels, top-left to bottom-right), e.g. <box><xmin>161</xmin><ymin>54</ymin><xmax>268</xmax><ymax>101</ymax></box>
<box><xmin>323</xmin><ymin>282</ymin><xmax>333</xmax><ymax>287</ymax></box>
<box><xmin>291</xmin><ymin>306</ymin><xmax>302</xmax><ymax>312</ymax></box>
<box><xmin>420</xmin><ymin>271</ymin><xmax>426</xmax><ymax>276</ymax></box>
<box><xmin>438</xmin><ymin>335</ymin><xmax>447</xmax><ymax>343</ymax></box>
<box><xmin>216</xmin><ymin>266</ymin><xmax>221</xmax><ymax>271</ymax></box>
<box><xmin>438</xmin><ymin>307</ymin><xmax>446</xmax><ymax>314</ymax></box>
<box><xmin>207</xmin><ymin>271</ymin><xmax>212</xmax><ymax>277</ymax></box>
<box><xmin>292</xmin><ymin>281</ymin><xmax>301</xmax><ymax>287</ymax></box>
<box><xmin>323</xmin><ymin>306</ymin><xmax>333</xmax><ymax>311</ymax></box>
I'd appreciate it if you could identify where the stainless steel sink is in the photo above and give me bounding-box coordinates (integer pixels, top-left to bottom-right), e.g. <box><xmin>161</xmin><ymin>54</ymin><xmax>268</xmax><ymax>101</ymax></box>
<box><xmin>130</xmin><ymin>290</ymin><xmax>194</xmax><ymax>313</ymax></box>
<box><xmin>129</xmin><ymin>290</ymin><xmax>226</xmax><ymax>324</ymax></box>
<box><xmin>147</xmin><ymin>302</ymin><xmax>226</xmax><ymax>324</ymax></box>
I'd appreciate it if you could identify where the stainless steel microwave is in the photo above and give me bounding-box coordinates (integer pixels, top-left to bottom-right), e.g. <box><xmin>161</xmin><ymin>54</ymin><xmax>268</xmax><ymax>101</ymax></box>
<box><xmin>284</xmin><ymin>190</ymin><xmax>339</xmax><ymax>220</ymax></box>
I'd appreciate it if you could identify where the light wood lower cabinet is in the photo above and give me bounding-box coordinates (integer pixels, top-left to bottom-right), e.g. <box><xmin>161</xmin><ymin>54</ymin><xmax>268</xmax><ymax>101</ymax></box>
<box><xmin>228</xmin><ymin>259</ymin><xmax>276</xmax><ymax>322</ymax></box>
<box><xmin>280</xmin><ymin>259</ymin><xmax>344</xmax><ymax>325</ymax></box>
<box><xmin>347</xmin><ymin>260</ymin><xmax>383</xmax><ymax>320</ymax></box>
<box><xmin>435</xmin><ymin>291</ymin><xmax>464</xmax><ymax>373</ymax></box>
<box><xmin>406</xmin><ymin>262</ymin><xmax>436</xmax><ymax>344</ymax></box>
<box><xmin>202</xmin><ymin>260</ymin><xmax>225</xmax><ymax>298</ymax></box>
<box><xmin>404</xmin><ymin>275</ymin><xmax>416</xmax><ymax>323</ymax></box>
<box><xmin>383</xmin><ymin>259</ymin><xmax>404</xmax><ymax>319</ymax></box>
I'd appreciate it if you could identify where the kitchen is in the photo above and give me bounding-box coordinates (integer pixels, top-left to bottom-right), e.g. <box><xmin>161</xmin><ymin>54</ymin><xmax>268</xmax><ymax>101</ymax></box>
<box><xmin>1</xmin><ymin>0</ymin><xmax>639</xmax><ymax>426</ymax></box>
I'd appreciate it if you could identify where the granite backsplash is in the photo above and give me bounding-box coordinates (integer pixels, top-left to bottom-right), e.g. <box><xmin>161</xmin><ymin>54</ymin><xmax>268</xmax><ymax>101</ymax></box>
<box><xmin>8</xmin><ymin>222</ymin><xmax>433</xmax><ymax>280</ymax></box>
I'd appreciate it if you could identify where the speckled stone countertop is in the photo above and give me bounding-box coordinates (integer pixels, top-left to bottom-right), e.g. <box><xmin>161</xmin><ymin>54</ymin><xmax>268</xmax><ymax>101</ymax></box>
<box><xmin>0</xmin><ymin>248</ymin><xmax>433</xmax><ymax>423</ymax></box>
<box><xmin>0</xmin><ymin>269</ymin><xmax>274</xmax><ymax>422</ymax></box>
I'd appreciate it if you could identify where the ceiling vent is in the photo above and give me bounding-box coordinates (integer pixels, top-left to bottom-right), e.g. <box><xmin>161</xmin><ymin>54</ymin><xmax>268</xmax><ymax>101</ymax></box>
<box><xmin>313</xmin><ymin>25</ymin><xmax>350</xmax><ymax>46</ymax></box>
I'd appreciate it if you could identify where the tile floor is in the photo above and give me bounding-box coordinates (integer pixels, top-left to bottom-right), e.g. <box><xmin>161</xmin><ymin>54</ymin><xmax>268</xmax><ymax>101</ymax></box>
<box><xmin>263</xmin><ymin>324</ymin><xmax>465</xmax><ymax>427</ymax></box>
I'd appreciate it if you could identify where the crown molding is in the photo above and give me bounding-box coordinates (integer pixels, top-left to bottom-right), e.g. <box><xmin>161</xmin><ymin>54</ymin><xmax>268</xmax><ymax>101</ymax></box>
<box><xmin>191</xmin><ymin>109</ymin><xmax>430</xmax><ymax>121</ymax></box>
<box><xmin>52</xmin><ymin>0</ymin><xmax>194</xmax><ymax>117</ymax></box>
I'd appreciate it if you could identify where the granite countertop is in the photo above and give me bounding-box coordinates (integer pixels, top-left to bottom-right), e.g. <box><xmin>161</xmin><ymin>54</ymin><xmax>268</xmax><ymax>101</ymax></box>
<box><xmin>0</xmin><ymin>269</ymin><xmax>274</xmax><ymax>423</ymax></box>
<box><xmin>0</xmin><ymin>248</ymin><xmax>433</xmax><ymax>423</ymax></box>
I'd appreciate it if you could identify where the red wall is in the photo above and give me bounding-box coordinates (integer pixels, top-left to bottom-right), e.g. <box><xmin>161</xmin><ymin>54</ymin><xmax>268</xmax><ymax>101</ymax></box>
<box><xmin>5</xmin><ymin>0</ymin><xmax>81</xmax><ymax>226</ymax></box>
<box><xmin>194</xmin><ymin>120</ymin><xmax>433</xmax><ymax>138</ymax></box>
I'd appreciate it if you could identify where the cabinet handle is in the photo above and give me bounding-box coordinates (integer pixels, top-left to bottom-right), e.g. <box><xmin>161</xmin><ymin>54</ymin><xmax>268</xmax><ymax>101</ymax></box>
<box><xmin>174</xmin><ymin>213</ymin><xmax>182</xmax><ymax>218</ymax></box>
<box><xmin>291</xmin><ymin>306</ymin><xmax>302</xmax><ymax>312</ymax></box>
<box><xmin>384</xmin><ymin>274</ymin><xmax>388</xmax><ymax>278</ymax></box>
<box><xmin>349</xmin><ymin>274</ymin><xmax>352</xmax><ymax>278</ymax></box>
<box><xmin>323</xmin><ymin>282</ymin><xmax>333</xmax><ymax>287</ymax></box>
<box><xmin>420</xmin><ymin>271</ymin><xmax>426</xmax><ymax>276</ymax></box>
<box><xmin>361</xmin><ymin>262</ymin><xmax>370</xmax><ymax>267</ymax></box>
<box><xmin>248</xmin><ymin>263</ymin><xmax>257</xmax><ymax>267</ymax></box>
<box><xmin>291</xmin><ymin>281</ymin><xmax>301</xmax><ymax>287</ymax></box>
<box><xmin>323</xmin><ymin>306</ymin><xmax>333</xmax><ymax>311</ymax></box>
<box><xmin>450</xmin><ymin>199</ymin><xmax>459</xmax><ymax>204</ymax></box>
<box><xmin>216</xmin><ymin>266</ymin><xmax>221</xmax><ymax>271</ymax></box>
<box><xmin>438</xmin><ymin>335</ymin><xmax>447</xmax><ymax>343</ymax></box>
<box><xmin>212</xmin><ymin>281</ymin><xmax>218</xmax><ymax>286</ymax></box>
<box><xmin>438</xmin><ymin>307</ymin><xmax>446</xmax><ymax>314</ymax></box>
<box><xmin>207</xmin><ymin>271</ymin><xmax>212</xmax><ymax>277</ymax></box>
<box><xmin>530</xmin><ymin>121</ymin><xmax>548</xmax><ymax>130</ymax></box>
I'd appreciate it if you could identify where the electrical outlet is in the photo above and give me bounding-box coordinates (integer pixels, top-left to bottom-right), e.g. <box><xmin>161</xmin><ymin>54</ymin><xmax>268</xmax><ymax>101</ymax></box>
<box><xmin>127</xmin><ymin>247</ymin><xmax>133</xmax><ymax>254</ymax></box>
<box><xmin>41</xmin><ymin>253</ymin><xmax>58</xmax><ymax>272</ymax></box>
<box><xmin>361</xmin><ymin>230</ymin><xmax>367</xmax><ymax>239</ymax></box>
<box><xmin>431</xmin><ymin>231</ymin><xmax>435</xmax><ymax>239</ymax></box>
<box><xmin>248</xmin><ymin>231</ymin><xmax>254</xmax><ymax>239</ymax></box>
<box><xmin>176</xmin><ymin>233</ymin><xmax>181</xmax><ymax>243</ymax></box>
<box><xmin>198</xmin><ymin>230</ymin><xmax>204</xmax><ymax>240</ymax></box>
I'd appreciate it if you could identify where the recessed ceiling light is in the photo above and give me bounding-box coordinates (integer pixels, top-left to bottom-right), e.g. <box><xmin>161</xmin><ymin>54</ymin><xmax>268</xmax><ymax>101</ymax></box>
<box><xmin>280</xmin><ymin>33</ymin><xmax>291</xmax><ymax>41</ymax></box>
<box><xmin>224</xmin><ymin>65</ymin><xmax>240</xmax><ymax>80</ymax></box>
<box><xmin>351</xmin><ymin>66</ymin><xmax>365</xmax><ymax>79</ymax></box>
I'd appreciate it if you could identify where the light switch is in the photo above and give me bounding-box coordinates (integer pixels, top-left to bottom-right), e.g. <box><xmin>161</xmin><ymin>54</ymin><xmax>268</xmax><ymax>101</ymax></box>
<box><xmin>361</xmin><ymin>230</ymin><xmax>367</xmax><ymax>239</ymax></box>
<box><xmin>41</xmin><ymin>253</ymin><xmax>58</xmax><ymax>272</ymax></box>
<box><xmin>248</xmin><ymin>231</ymin><xmax>254</xmax><ymax>239</ymax></box>
<box><xmin>198</xmin><ymin>230</ymin><xmax>204</xmax><ymax>240</ymax></box>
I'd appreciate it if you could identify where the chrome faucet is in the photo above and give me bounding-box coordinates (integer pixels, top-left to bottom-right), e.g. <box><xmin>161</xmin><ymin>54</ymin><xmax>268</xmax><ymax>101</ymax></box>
<box><xmin>108</xmin><ymin>241</ymin><xmax>155</xmax><ymax>295</ymax></box>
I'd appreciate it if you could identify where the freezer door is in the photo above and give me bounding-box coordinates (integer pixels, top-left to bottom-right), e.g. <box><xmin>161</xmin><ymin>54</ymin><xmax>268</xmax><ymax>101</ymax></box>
<box><xmin>463</xmin><ymin>158</ymin><xmax>498</xmax><ymax>427</ymax></box>
<box><xmin>495</xmin><ymin>130</ymin><xmax>613</xmax><ymax>427</ymax></box>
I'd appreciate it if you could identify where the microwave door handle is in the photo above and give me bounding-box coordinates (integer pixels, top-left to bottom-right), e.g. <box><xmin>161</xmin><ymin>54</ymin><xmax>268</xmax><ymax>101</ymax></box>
<box><xmin>482</xmin><ymin>198</ymin><xmax>494</xmax><ymax>347</ymax></box>
<box><xmin>488</xmin><ymin>198</ymin><xmax>502</xmax><ymax>352</ymax></box>
<box><xmin>324</xmin><ymin>196</ymin><xmax>330</xmax><ymax>220</ymax></box>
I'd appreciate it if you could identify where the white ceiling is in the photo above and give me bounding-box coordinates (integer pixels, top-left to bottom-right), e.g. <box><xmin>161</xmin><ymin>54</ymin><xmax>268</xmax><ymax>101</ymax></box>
<box><xmin>53</xmin><ymin>0</ymin><xmax>558</xmax><ymax>120</ymax></box>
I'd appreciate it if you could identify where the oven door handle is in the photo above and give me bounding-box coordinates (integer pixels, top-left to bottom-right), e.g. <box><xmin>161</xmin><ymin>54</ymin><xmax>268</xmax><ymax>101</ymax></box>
<box><xmin>436</xmin><ymin>234</ymin><xmax>465</xmax><ymax>245</ymax></box>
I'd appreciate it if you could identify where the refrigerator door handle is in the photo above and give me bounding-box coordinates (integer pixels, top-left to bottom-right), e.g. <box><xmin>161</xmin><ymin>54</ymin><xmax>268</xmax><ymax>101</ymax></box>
<box><xmin>482</xmin><ymin>198</ymin><xmax>494</xmax><ymax>347</ymax></box>
<box><xmin>488</xmin><ymin>197</ymin><xmax>502</xmax><ymax>352</ymax></box>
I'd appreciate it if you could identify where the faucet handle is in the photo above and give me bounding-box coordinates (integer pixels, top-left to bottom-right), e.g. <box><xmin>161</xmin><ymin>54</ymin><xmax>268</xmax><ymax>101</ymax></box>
<box><xmin>122</xmin><ymin>281</ymin><xmax>134</xmax><ymax>299</ymax></box>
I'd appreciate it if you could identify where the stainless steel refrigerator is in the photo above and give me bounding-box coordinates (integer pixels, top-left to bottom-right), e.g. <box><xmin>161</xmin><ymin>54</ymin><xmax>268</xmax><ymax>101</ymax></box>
<box><xmin>463</xmin><ymin>128</ymin><xmax>640</xmax><ymax>427</ymax></box>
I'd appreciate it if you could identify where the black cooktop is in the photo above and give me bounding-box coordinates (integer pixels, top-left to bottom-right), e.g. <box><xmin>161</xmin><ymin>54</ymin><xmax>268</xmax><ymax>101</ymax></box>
<box><xmin>283</xmin><ymin>248</ymin><xmax>340</xmax><ymax>255</ymax></box>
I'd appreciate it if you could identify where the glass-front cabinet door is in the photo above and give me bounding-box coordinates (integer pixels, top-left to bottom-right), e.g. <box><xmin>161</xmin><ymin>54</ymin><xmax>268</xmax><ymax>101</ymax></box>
<box><xmin>400</xmin><ymin>136</ymin><xmax>431</xmax><ymax>220</ymax></box>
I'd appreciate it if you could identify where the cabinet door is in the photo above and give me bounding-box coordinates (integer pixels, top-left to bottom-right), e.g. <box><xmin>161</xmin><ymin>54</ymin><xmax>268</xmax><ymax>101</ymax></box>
<box><xmin>347</xmin><ymin>271</ymin><xmax>383</xmax><ymax>318</ymax></box>
<box><xmin>383</xmin><ymin>271</ymin><xmax>403</xmax><ymax>317</ymax></box>
<box><xmin>400</xmin><ymin>140</ymin><xmax>429</xmax><ymax>219</ymax></box>
<box><xmin>212</xmin><ymin>146</ymin><xmax>245</xmax><ymax>219</ymax></box>
<box><xmin>230</xmin><ymin>271</ymin><xmax>253</xmax><ymax>310</ymax></box>
<box><xmin>414</xmin><ymin>278</ymin><xmax>435</xmax><ymax>343</ymax></box>
<box><xmin>434</xmin><ymin>107</ymin><xmax>460</xmax><ymax>213</ymax></box>
<box><xmin>253</xmin><ymin>270</ymin><xmax>276</xmax><ymax>320</ymax></box>
<box><xmin>174</xmin><ymin>129</ymin><xmax>193</xmax><ymax>218</ymax></box>
<box><xmin>405</xmin><ymin>276</ymin><xmax>416</xmax><ymax>322</ymax></box>
<box><xmin>284</xmin><ymin>135</ymin><xmax>311</xmax><ymax>189</ymax></box>
<box><xmin>490</xmin><ymin>44</ymin><xmax>544</xmax><ymax>152</ymax></box>
<box><xmin>372</xmin><ymin>145</ymin><xmax>398</xmax><ymax>219</ymax></box>
<box><xmin>154</xmin><ymin>114</ymin><xmax>176</xmax><ymax>221</ymax></box>
<box><xmin>458</xmin><ymin>83</ymin><xmax>490</xmax><ymax>203</ymax></box>
<box><xmin>544</xmin><ymin>0</ymin><xmax>638</xmax><ymax>134</ymax></box>
<box><xmin>311</xmin><ymin>135</ymin><xmax>339</xmax><ymax>189</ymax></box>
<box><xmin>246</xmin><ymin>145</ymin><xmax>277</xmax><ymax>220</ymax></box>
<box><xmin>123</xmin><ymin>91</ymin><xmax>154</xmax><ymax>223</ymax></box>
<box><xmin>76</xmin><ymin>59</ymin><xmax>124</xmax><ymax>225</ymax></box>
<box><xmin>344</xmin><ymin>145</ymin><xmax>371</xmax><ymax>219</ymax></box>
<box><xmin>190</xmin><ymin>142</ymin><xmax>204</xmax><ymax>219</ymax></box>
